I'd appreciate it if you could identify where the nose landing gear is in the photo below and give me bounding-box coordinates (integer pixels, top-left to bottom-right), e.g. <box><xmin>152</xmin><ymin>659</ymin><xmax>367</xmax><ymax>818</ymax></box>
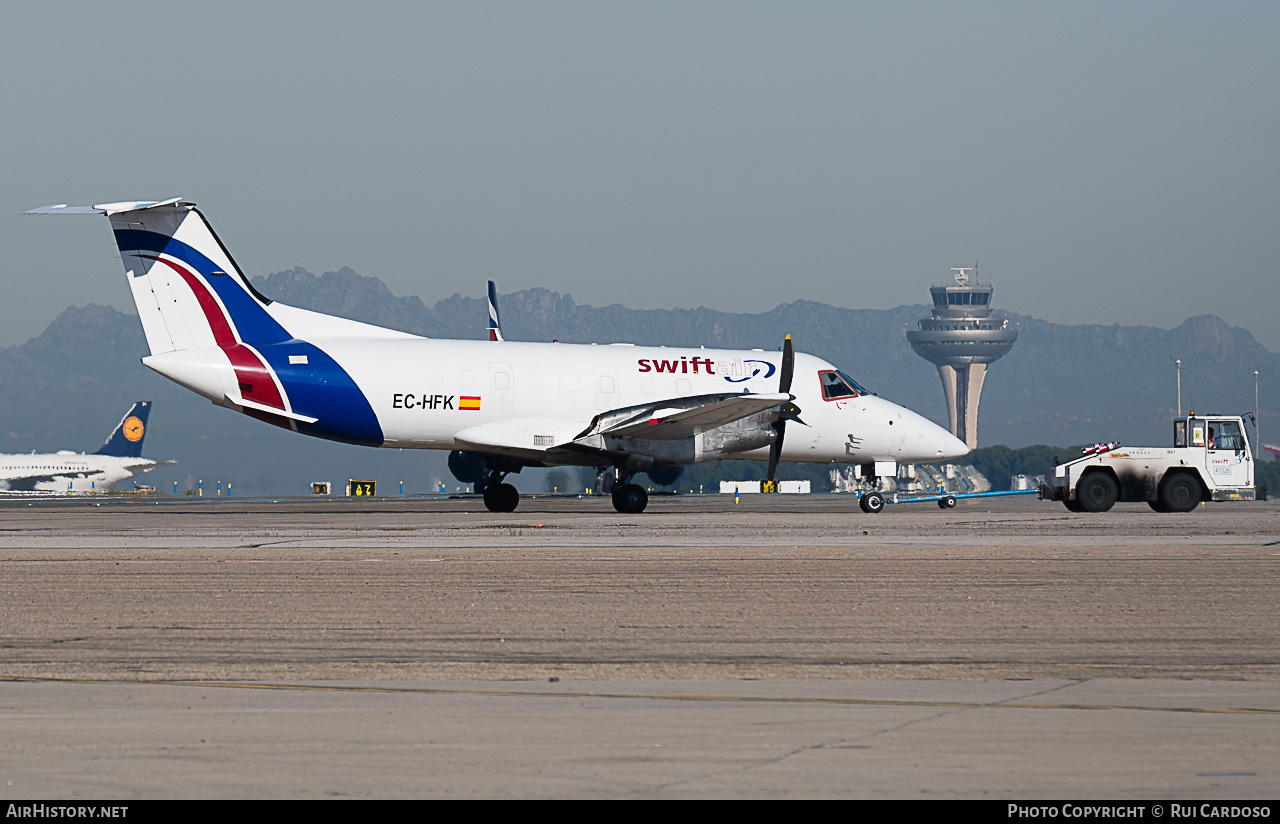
<box><xmin>859</xmin><ymin>491</ymin><xmax>885</xmax><ymax>514</ymax></box>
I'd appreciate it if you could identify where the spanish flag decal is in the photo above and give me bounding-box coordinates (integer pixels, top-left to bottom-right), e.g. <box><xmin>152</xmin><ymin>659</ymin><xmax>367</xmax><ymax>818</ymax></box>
<box><xmin>459</xmin><ymin>396</ymin><xmax>481</xmax><ymax>411</ymax></box>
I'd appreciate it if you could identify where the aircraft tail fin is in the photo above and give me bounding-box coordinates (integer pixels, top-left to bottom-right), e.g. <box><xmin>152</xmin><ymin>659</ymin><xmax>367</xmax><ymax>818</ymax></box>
<box><xmin>26</xmin><ymin>199</ymin><xmax>289</xmax><ymax>356</ymax></box>
<box><xmin>487</xmin><ymin>280</ymin><xmax>504</xmax><ymax>341</ymax></box>
<box><xmin>27</xmin><ymin>199</ymin><xmax>392</xmax><ymax>446</ymax></box>
<box><xmin>96</xmin><ymin>401</ymin><xmax>152</xmax><ymax>458</ymax></box>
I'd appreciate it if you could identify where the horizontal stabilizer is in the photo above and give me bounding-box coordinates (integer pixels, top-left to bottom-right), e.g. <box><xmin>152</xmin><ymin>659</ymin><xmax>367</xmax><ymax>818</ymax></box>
<box><xmin>25</xmin><ymin>198</ymin><xmax>185</xmax><ymax>216</ymax></box>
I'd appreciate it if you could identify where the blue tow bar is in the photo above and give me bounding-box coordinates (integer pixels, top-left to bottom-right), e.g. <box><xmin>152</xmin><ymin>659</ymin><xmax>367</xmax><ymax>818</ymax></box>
<box><xmin>873</xmin><ymin>488</ymin><xmax>1041</xmax><ymax>509</ymax></box>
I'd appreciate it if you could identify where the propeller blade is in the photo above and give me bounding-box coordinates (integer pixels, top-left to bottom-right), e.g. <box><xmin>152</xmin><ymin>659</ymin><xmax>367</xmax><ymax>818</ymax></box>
<box><xmin>767</xmin><ymin>419</ymin><xmax>785</xmax><ymax>480</ymax></box>
<box><xmin>779</xmin><ymin>334</ymin><xmax>794</xmax><ymax>395</ymax></box>
<box><xmin>768</xmin><ymin>335</ymin><xmax>796</xmax><ymax>480</ymax></box>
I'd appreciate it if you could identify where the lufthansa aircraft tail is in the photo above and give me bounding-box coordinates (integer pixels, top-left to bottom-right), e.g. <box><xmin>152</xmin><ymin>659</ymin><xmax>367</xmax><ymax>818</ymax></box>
<box><xmin>95</xmin><ymin>401</ymin><xmax>153</xmax><ymax>458</ymax></box>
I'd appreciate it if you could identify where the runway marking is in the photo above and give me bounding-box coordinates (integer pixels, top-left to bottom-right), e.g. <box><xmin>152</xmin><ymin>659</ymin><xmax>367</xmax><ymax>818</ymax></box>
<box><xmin>2</xmin><ymin>676</ymin><xmax>1278</xmax><ymax>716</ymax></box>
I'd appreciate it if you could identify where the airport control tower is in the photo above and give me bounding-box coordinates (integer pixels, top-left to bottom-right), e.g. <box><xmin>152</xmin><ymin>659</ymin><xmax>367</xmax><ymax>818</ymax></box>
<box><xmin>906</xmin><ymin>267</ymin><xmax>1017</xmax><ymax>450</ymax></box>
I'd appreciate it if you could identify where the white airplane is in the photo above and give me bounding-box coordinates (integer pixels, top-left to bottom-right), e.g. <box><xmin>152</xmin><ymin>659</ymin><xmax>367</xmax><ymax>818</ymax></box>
<box><xmin>27</xmin><ymin>198</ymin><xmax>967</xmax><ymax>513</ymax></box>
<box><xmin>0</xmin><ymin>401</ymin><xmax>173</xmax><ymax>493</ymax></box>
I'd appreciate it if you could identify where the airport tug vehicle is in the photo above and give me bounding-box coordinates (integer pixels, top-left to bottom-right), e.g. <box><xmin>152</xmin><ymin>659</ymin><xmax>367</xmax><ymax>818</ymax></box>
<box><xmin>1043</xmin><ymin>414</ymin><xmax>1256</xmax><ymax>513</ymax></box>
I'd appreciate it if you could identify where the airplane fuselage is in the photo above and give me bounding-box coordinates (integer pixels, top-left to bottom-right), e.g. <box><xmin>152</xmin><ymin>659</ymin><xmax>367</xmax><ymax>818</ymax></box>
<box><xmin>147</xmin><ymin>336</ymin><xmax>962</xmax><ymax>468</ymax></box>
<box><xmin>0</xmin><ymin>451</ymin><xmax>162</xmax><ymax>493</ymax></box>
<box><xmin>27</xmin><ymin>198</ymin><xmax>967</xmax><ymax>511</ymax></box>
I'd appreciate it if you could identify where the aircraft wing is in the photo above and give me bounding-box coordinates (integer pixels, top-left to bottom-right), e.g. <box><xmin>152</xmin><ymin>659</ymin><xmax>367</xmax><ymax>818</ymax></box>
<box><xmin>1</xmin><ymin>468</ymin><xmax>105</xmax><ymax>492</ymax></box>
<box><xmin>450</xmin><ymin>393</ymin><xmax>790</xmax><ymax>464</ymax></box>
<box><xmin>577</xmin><ymin>392</ymin><xmax>791</xmax><ymax>442</ymax></box>
<box><xmin>2</xmin><ymin>475</ymin><xmax>66</xmax><ymax>490</ymax></box>
<box><xmin>132</xmin><ymin>459</ymin><xmax>178</xmax><ymax>473</ymax></box>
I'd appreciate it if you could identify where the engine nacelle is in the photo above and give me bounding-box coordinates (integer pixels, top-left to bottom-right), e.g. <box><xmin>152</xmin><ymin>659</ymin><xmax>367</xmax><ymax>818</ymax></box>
<box><xmin>646</xmin><ymin>465</ymin><xmax>684</xmax><ymax>486</ymax></box>
<box><xmin>447</xmin><ymin>450</ymin><xmax>487</xmax><ymax>484</ymax></box>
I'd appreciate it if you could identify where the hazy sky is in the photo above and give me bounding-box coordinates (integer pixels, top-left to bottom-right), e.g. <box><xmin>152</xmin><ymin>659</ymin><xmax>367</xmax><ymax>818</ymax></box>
<box><xmin>4</xmin><ymin>2</ymin><xmax>1278</xmax><ymax>350</ymax></box>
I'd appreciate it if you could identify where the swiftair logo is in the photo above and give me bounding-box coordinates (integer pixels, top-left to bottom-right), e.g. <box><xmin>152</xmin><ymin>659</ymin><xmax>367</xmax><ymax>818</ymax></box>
<box><xmin>635</xmin><ymin>356</ymin><xmax>777</xmax><ymax>383</ymax></box>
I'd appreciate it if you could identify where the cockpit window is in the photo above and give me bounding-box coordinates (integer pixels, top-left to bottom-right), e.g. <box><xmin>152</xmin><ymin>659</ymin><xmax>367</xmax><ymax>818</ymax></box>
<box><xmin>819</xmin><ymin>370</ymin><xmax>869</xmax><ymax>400</ymax></box>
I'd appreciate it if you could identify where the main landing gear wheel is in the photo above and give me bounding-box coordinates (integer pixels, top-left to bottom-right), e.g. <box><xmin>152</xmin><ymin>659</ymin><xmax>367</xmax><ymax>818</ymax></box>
<box><xmin>937</xmin><ymin>495</ymin><xmax>957</xmax><ymax>510</ymax></box>
<box><xmin>611</xmin><ymin>483</ymin><xmax>648</xmax><ymax>514</ymax></box>
<box><xmin>482</xmin><ymin>482</ymin><xmax>520</xmax><ymax>513</ymax></box>
<box><xmin>859</xmin><ymin>491</ymin><xmax>885</xmax><ymax>514</ymax></box>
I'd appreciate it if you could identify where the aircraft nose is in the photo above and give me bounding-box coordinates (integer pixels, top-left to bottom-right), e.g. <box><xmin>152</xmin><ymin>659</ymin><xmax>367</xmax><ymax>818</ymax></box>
<box><xmin>904</xmin><ymin>408</ymin><xmax>969</xmax><ymax>460</ymax></box>
<box><xmin>933</xmin><ymin>428</ymin><xmax>970</xmax><ymax>460</ymax></box>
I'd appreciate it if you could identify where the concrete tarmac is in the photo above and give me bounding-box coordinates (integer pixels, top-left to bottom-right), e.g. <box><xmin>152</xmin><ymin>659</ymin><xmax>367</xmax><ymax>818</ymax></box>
<box><xmin>1</xmin><ymin>493</ymin><xmax>1278</xmax><ymax>798</ymax></box>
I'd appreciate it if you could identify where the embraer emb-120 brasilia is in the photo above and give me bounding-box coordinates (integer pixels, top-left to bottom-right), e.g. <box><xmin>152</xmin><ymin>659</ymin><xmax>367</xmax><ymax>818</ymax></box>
<box><xmin>27</xmin><ymin>198</ymin><xmax>967</xmax><ymax>513</ymax></box>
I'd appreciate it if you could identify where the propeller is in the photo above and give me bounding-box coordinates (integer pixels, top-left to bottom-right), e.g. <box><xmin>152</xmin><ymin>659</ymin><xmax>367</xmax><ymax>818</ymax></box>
<box><xmin>767</xmin><ymin>335</ymin><xmax>805</xmax><ymax>480</ymax></box>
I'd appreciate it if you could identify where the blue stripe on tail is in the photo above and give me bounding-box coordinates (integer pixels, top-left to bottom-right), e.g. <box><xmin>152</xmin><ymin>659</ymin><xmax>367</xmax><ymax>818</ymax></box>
<box><xmin>113</xmin><ymin>230</ymin><xmax>384</xmax><ymax>446</ymax></box>
<box><xmin>114</xmin><ymin>229</ymin><xmax>289</xmax><ymax>343</ymax></box>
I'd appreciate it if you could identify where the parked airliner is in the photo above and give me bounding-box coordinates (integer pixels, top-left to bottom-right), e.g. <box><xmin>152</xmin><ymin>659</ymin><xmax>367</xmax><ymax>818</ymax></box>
<box><xmin>0</xmin><ymin>401</ymin><xmax>172</xmax><ymax>493</ymax></box>
<box><xmin>27</xmin><ymin>199</ymin><xmax>966</xmax><ymax>512</ymax></box>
